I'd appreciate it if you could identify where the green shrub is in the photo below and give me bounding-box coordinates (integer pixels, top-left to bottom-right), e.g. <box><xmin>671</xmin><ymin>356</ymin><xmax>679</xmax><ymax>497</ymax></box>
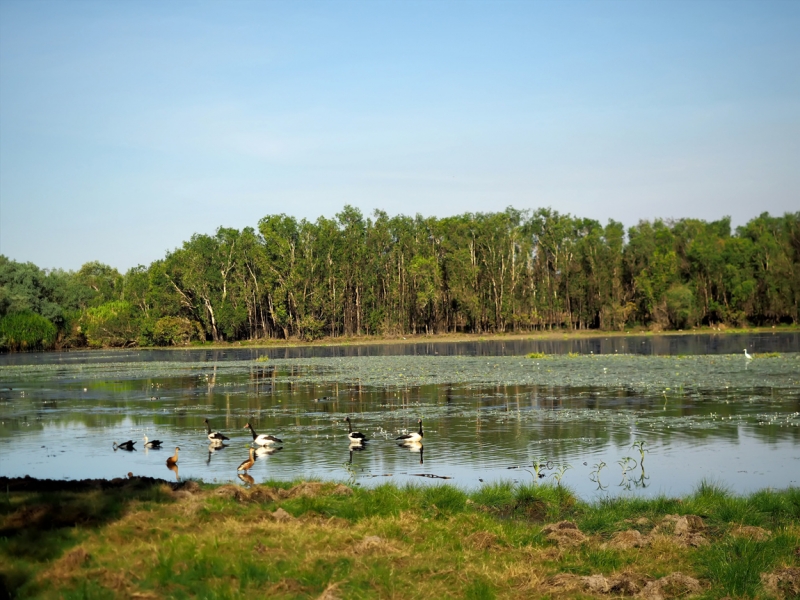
<box><xmin>152</xmin><ymin>316</ymin><xmax>197</xmax><ymax>346</ymax></box>
<box><xmin>0</xmin><ymin>311</ymin><xmax>57</xmax><ymax>351</ymax></box>
<box><xmin>665</xmin><ymin>283</ymin><xmax>696</xmax><ymax>329</ymax></box>
<box><xmin>82</xmin><ymin>300</ymin><xmax>138</xmax><ymax>347</ymax></box>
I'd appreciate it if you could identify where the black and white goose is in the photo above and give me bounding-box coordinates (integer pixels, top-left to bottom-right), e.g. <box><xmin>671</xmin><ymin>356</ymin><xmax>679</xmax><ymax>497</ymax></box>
<box><xmin>204</xmin><ymin>418</ymin><xmax>230</xmax><ymax>443</ymax></box>
<box><xmin>113</xmin><ymin>440</ymin><xmax>136</xmax><ymax>451</ymax></box>
<box><xmin>243</xmin><ymin>423</ymin><xmax>282</xmax><ymax>446</ymax></box>
<box><xmin>344</xmin><ymin>417</ymin><xmax>368</xmax><ymax>444</ymax></box>
<box><xmin>396</xmin><ymin>419</ymin><xmax>423</xmax><ymax>444</ymax></box>
<box><xmin>143</xmin><ymin>435</ymin><xmax>162</xmax><ymax>449</ymax></box>
<box><xmin>237</xmin><ymin>447</ymin><xmax>256</xmax><ymax>472</ymax></box>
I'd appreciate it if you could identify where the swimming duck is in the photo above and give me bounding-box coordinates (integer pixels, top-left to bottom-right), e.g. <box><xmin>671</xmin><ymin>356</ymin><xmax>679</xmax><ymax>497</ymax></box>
<box><xmin>237</xmin><ymin>447</ymin><xmax>256</xmax><ymax>472</ymax></box>
<box><xmin>143</xmin><ymin>435</ymin><xmax>162</xmax><ymax>449</ymax></box>
<box><xmin>344</xmin><ymin>417</ymin><xmax>368</xmax><ymax>443</ymax></box>
<box><xmin>204</xmin><ymin>418</ymin><xmax>230</xmax><ymax>443</ymax></box>
<box><xmin>243</xmin><ymin>423</ymin><xmax>282</xmax><ymax>446</ymax></box>
<box><xmin>166</xmin><ymin>446</ymin><xmax>180</xmax><ymax>466</ymax></box>
<box><xmin>396</xmin><ymin>419</ymin><xmax>423</xmax><ymax>444</ymax></box>
<box><xmin>113</xmin><ymin>440</ymin><xmax>136</xmax><ymax>451</ymax></box>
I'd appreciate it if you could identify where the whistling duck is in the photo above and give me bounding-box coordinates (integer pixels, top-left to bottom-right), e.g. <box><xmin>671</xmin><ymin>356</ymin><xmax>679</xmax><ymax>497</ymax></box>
<box><xmin>143</xmin><ymin>435</ymin><xmax>162</xmax><ymax>449</ymax></box>
<box><xmin>204</xmin><ymin>418</ymin><xmax>230</xmax><ymax>443</ymax></box>
<box><xmin>113</xmin><ymin>440</ymin><xmax>136</xmax><ymax>451</ymax></box>
<box><xmin>396</xmin><ymin>419</ymin><xmax>423</xmax><ymax>444</ymax></box>
<box><xmin>243</xmin><ymin>423</ymin><xmax>282</xmax><ymax>446</ymax></box>
<box><xmin>237</xmin><ymin>447</ymin><xmax>256</xmax><ymax>472</ymax></box>
<box><xmin>344</xmin><ymin>417</ymin><xmax>368</xmax><ymax>443</ymax></box>
<box><xmin>166</xmin><ymin>446</ymin><xmax>180</xmax><ymax>466</ymax></box>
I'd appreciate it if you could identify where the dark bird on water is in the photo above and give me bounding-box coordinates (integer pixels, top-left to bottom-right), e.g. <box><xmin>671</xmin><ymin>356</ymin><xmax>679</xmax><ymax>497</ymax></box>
<box><xmin>143</xmin><ymin>435</ymin><xmax>162</xmax><ymax>449</ymax></box>
<box><xmin>344</xmin><ymin>417</ymin><xmax>368</xmax><ymax>443</ymax></box>
<box><xmin>113</xmin><ymin>440</ymin><xmax>136</xmax><ymax>451</ymax></box>
<box><xmin>243</xmin><ymin>423</ymin><xmax>282</xmax><ymax>446</ymax></box>
<box><xmin>204</xmin><ymin>418</ymin><xmax>230</xmax><ymax>443</ymax></box>
<box><xmin>396</xmin><ymin>419</ymin><xmax>423</xmax><ymax>444</ymax></box>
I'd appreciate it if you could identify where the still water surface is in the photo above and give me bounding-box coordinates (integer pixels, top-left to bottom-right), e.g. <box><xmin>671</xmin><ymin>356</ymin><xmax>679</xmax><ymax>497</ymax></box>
<box><xmin>1</xmin><ymin>333</ymin><xmax>798</xmax><ymax>499</ymax></box>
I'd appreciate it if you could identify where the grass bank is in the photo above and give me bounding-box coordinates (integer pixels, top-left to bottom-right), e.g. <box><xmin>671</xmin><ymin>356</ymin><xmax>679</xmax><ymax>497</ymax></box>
<box><xmin>162</xmin><ymin>324</ymin><xmax>800</xmax><ymax>352</ymax></box>
<box><xmin>1</xmin><ymin>477</ymin><xmax>799</xmax><ymax>599</ymax></box>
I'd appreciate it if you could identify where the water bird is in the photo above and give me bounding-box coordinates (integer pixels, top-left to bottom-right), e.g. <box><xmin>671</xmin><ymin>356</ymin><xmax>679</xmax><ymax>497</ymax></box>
<box><xmin>237</xmin><ymin>447</ymin><xmax>256</xmax><ymax>472</ymax></box>
<box><xmin>113</xmin><ymin>440</ymin><xmax>136</xmax><ymax>451</ymax></box>
<box><xmin>744</xmin><ymin>349</ymin><xmax>753</xmax><ymax>360</ymax></box>
<box><xmin>166</xmin><ymin>446</ymin><xmax>180</xmax><ymax>466</ymax></box>
<box><xmin>143</xmin><ymin>435</ymin><xmax>162</xmax><ymax>449</ymax></box>
<box><xmin>204</xmin><ymin>418</ymin><xmax>230</xmax><ymax>443</ymax></box>
<box><xmin>345</xmin><ymin>417</ymin><xmax>368</xmax><ymax>443</ymax></box>
<box><xmin>244</xmin><ymin>422</ymin><xmax>282</xmax><ymax>446</ymax></box>
<box><xmin>396</xmin><ymin>419</ymin><xmax>423</xmax><ymax>444</ymax></box>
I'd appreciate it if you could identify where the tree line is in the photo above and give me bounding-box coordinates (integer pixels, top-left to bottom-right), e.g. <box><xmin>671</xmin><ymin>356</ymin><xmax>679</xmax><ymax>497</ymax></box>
<box><xmin>1</xmin><ymin>207</ymin><xmax>798</xmax><ymax>350</ymax></box>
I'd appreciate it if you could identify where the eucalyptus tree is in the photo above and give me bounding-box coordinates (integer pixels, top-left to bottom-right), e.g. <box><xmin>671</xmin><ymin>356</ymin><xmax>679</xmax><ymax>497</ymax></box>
<box><xmin>163</xmin><ymin>228</ymin><xmax>243</xmax><ymax>342</ymax></box>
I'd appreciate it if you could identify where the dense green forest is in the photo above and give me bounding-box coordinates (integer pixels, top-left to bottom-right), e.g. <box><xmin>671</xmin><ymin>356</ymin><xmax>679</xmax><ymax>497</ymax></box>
<box><xmin>1</xmin><ymin>207</ymin><xmax>799</xmax><ymax>350</ymax></box>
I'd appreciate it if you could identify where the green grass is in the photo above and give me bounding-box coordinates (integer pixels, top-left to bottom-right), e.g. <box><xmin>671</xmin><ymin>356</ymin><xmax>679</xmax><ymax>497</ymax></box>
<box><xmin>0</xmin><ymin>311</ymin><xmax>57</xmax><ymax>351</ymax></box>
<box><xmin>2</xmin><ymin>478</ymin><xmax>799</xmax><ymax>599</ymax></box>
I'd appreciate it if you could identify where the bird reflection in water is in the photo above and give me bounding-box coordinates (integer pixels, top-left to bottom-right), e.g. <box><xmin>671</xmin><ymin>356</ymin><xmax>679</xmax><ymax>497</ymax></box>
<box><xmin>255</xmin><ymin>446</ymin><xmax>283</xmax><ymax>458</ymax></box>
<box><xmin>207</xmin><ymin>441</ymin><xmax>229</xmax><ymax>465</ymax></box>
<box><xmin>238</xmin><ymin>473</ymin><xmax>255</xmax><ymax>487</ymax></box>
<box><xmin>348</xmin><ymin>442</ymin><xmax>367</xmax><ymax>466</ymax></box>
<box><xmin>399</xmin><ymin>441</ymin><xmax>424</xmax><ymax>464</ymax></box>
<box><xmin>167</xmin><ymin>463</ymin><xmax>180</xmax><ymax>481</ymax></box>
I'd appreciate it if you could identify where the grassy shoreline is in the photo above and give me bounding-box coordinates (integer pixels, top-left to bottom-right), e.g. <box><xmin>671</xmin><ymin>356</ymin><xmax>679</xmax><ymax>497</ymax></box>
<box><xmin>2</xmin><ymin>477</ymin><xmax>798</xmax><ymax>599</ymax></box>
<box><xmin>26</xmin><ymin>324</ymin><xmax>800</xmax><ymax>355</ymax></box>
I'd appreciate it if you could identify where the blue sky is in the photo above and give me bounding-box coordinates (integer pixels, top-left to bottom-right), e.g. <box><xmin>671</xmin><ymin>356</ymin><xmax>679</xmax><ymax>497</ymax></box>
<box><xmin>1</xmin><ymin>0</ymin><xmax>798</xmax><ymax>272</ymax></box>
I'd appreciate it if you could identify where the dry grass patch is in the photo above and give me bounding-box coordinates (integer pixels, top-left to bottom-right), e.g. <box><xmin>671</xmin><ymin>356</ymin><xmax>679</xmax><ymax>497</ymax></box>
<box><xmin>543</xmin><ymin>520</ymin><xmax>588</xmax><ymax>547</ymax></box>
<box><xmin>730</xmin><ymin>525</ymin><xmax>771</xmax><ymax>541</ymax></box>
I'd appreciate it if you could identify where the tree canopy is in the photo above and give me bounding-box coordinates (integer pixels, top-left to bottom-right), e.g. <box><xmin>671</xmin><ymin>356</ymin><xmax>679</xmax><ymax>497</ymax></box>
<box><xmin>1</xmin><ymin>207</ymin><xmax>798</xmax><ymax>350</ymax></box>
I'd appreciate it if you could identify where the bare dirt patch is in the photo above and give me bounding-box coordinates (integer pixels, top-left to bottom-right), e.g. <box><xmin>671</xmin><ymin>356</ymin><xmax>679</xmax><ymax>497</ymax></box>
<box><xmin>265</xmin><ymin>507</ymin><xmax>296</xmax><ymax>523</ymax></box>
<box><xmin>542</xmin><ymin>521</ymin><xmax>587</xmax><ymax>547</ymax></box>
<box><xmin>761</xmin><ymin>567</ymin><xmax>800</xmax><ymax>599</ymax></box>
<box><xmin>603</xmin><ymin>529</ymin><xmax>648</xmax><ymax>550</ymax></box>
<box><xmin>543</xmin><ymin>571</ymin><xmax>649</xmax><ymax>595</ymax></box>
<box><xmin>639</xmin><ymin>572</ymin><xmax>701</xmax><ymax>600</ymax></box>
<box><xmin>652</xmin><ymin>515</ymin><xmax>708</xmax><ymax>547</ymax></box>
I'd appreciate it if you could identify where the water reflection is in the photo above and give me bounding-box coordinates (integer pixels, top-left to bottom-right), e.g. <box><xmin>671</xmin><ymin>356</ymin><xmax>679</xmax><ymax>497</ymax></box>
<box><xmin>398</xmin><ymin>441</ymin><xmax>424</xmax><ymax>464</ymax></box>
<box><xmin>255</xmin><ymin>446</ymin><xmax>282</xmax><ymax>457</ymax></box>
<box><xmin>206</xmin><ymin>442</ymin><xmax>228</xmax><ymax>464</ymax></box>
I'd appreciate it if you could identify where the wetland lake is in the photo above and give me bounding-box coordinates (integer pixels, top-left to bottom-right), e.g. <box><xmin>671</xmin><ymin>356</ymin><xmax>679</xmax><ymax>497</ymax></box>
<box><xmin>1</xmin><ymin>333</ymin><xmax>799</xmax><ymax>499</ymax></box>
